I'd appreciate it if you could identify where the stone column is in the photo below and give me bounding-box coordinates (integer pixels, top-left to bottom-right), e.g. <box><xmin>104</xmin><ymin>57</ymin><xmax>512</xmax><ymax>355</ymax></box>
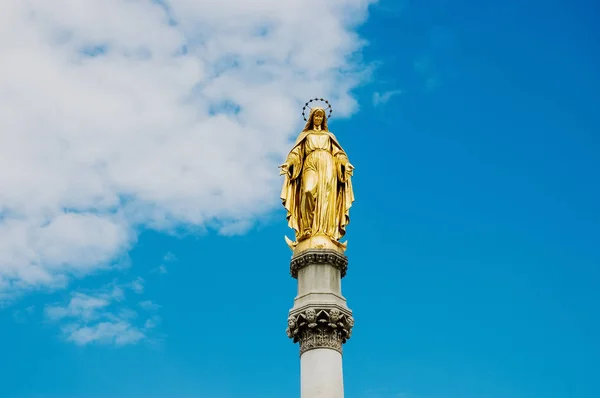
<box><xmin>286</xmin><ymin>249</ymin><xmax>354</xmax><ymax>398</ymax></box>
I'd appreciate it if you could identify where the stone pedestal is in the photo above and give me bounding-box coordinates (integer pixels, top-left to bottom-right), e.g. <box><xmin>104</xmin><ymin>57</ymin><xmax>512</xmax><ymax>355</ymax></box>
<box><xmin>286</xmin><ymin>249</ymin><xmax>354</xmax><ymax>398</ymax></box>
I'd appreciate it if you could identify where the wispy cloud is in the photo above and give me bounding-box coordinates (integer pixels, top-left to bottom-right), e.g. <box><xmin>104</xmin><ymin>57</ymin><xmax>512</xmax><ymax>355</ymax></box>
<box><xmin>151</xmin><ymin>252</ymin><xmax>177</xmax><ymax>275</ymax></box>
<box><xmin>150</xmin><ymin>264</ymin><xmax>169</xmax><ymax>275</ymax></box>
<box><xmin>163</xmin><ymin>252</ymin><xmax>177</xmax><ymax>263</ymax></box>
<box><xmin>44</xmin><ymin>280</ymin><xmax>161</xmax><ymax>346</ymax></box>
<box><xmin>62</xmin><ymin>321</ymin><xmax>145</xmax><ymax>346</ymax></box>
<box><xmin>139</xmin><ymin>300</ymin><xmax>161</xmax><ymax>312</ymax></box>
<box><xmin>156</xmin><ymin>265</ymin><xmax>168</xmax><ymax>274</ymax></box>
<box><xmin>130</xmin><ymin>277</ymin><xmax>145</xmax><ymax>294</ymax></box>
<box><xmin>144</xmin><ymin>316</ymin><xmax>161</xmax><ymax>330</ymax></box>
<box><xmin>372</xmin><ymin>89</ymin><xmax>403</xmax><ymax>106</ymax></box>
<box><xmin>372</xmin><ymin>0</ymin><xmax>410</xmax><ymax>17</ymax></box>
<box><xmin>45</xmin><ymin>292</ymin><xmax>112</xmax><ymax>322</ymax></box>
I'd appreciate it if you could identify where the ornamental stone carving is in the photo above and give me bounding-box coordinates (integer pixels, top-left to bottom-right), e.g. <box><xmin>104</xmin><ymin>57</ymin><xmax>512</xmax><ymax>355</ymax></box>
<box><xmin>286</xmin><ymin>307</ymin><xmax>354</xmax><ymax>355</ymax></box>
<box><xmin>290</xmin><ymin>249</ymin><xmax>348</xmax><ymax>279</ymax></box>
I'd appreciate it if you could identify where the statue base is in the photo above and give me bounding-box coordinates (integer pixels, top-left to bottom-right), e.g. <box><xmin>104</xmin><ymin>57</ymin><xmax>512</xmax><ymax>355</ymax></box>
<box><xmin>285</xmin><ymin>234</ymin><xmax>347</xmax><ymax>255</ymax></box>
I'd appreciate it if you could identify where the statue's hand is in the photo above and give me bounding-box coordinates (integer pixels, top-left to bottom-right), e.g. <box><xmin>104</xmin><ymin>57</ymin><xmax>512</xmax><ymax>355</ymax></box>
<box><xmin>345</xmin><ymin>162</ymin><xmax>354</xmax><ymax>175</ymax></box>
<box><xmin>279</xmin><ymin>163</ymin><xmax>290</xmax><ymax>176</ymax></box>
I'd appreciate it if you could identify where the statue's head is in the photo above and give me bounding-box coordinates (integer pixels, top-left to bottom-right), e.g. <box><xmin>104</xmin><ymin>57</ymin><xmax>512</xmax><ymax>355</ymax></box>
<box><xmin>303</xmin><ymin>107</ymin><xmax>328</xmax><ymax>132</ymax></box>
<box><xmin>312</xmin><ymin>108</ymin><xmax>325</xmax><ymax>127</ymax></box>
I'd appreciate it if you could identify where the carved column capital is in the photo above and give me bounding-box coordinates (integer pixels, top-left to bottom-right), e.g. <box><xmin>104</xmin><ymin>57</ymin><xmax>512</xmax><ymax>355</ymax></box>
<box><xmin>286</xmin><ymin>307</ymin><xmax>354</xmax><ymax>355</ymax></box>
<box><xmin>290</xmin><ymin>249</ymin><xmax>348</xmax><ymax>279</ymax></box>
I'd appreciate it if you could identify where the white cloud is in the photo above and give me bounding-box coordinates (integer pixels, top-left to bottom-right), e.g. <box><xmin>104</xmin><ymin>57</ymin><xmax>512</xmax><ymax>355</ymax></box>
<box><xmin>150</xmin><ymin>252</ymin><xmax>176</xmax><ymax>275</ymax></box>
<box><xmin>0</xmin><ymin>0</ymin><xmax>376</xmax><ymax>300</ymax></box>
<box><xmin>139</xmin><ymin>300</ymin><xmax>161</xmax><ymax>312</ymax></box>
<box><xmin>111</xmin><ymin>286</ymin><xmax>125</xmax><ymax>301</ymax></box>
<box><xmin>117</xmin><ymin>307</ymin><xmax>138</xmax><ymax>320</ymax></box>
<box><xmin>45</xmin><ymin>292</ymin><xmax>111</xmax><ymax>322</ymax></box>
<box><xmin>163</xmin><ymin>252</ymin><xmax>177</xmax><ymax>263</ymax></box>
<box><xmin>372</xmin><ymin>89</ymin><xmax>403</xmax><ymax>106</ymax></box>
<box><xmin>63</xmin><ymin>321</ymin><xmax>145</xmax><ymax>346</ymax></box>
<box><xmin>144</xmin><ymin>315</ymin><xmax>161</xmax><ymax>330</ymax></box>
<box><xmin>44</xmin><ymin>280</ymin><xmax>161</xmax><ymax>346</ymax></box>
<box><xmin>150</xmin><ymin>264</ymin><xmax>169</xmax><ymax>274</ymax></box>
<box><xmin>130</xmin><ymin>277</ymin><xmax>144</xmax><ymax>294</ymax></box>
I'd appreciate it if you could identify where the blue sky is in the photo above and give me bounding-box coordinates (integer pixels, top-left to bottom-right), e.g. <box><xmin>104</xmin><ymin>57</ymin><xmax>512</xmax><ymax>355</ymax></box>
<box><xmin>1</xmin><ymin>0</ymin><xmax>599</xmax><ymax>398</ymax></box>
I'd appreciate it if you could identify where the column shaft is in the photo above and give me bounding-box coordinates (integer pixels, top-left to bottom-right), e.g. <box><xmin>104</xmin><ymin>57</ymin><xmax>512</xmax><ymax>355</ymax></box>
<box><xmin>301</xmin><ymin>348</ymin><xmax>344</xmax><ymax>398</ymax></box>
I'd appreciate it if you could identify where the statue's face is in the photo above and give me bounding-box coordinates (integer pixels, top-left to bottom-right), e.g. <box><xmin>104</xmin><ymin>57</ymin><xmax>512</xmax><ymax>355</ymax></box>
<box><xmin>313</xmin><ymin>112</ymin><xmax>324</xmax><ymax>127</ymax></box>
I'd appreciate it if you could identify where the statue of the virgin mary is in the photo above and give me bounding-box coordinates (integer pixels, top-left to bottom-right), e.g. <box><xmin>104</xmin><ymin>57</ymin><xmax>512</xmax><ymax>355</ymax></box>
<box><xmin>279</xmin><ymin>106</ymin><xmax>355</xmax><ymax>252</ymax></box>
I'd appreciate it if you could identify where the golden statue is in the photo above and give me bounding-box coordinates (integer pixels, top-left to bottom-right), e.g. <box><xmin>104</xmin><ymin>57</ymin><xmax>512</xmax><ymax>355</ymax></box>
<box><xmin>279</xmin><ymin>100</ymin><xmax>354</xmax><ymax>253</ymax></box>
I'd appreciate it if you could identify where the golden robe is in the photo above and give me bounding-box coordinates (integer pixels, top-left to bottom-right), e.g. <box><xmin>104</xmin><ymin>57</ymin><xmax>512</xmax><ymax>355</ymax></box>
<box><xmin>280</xmin><ymin>129</ymin><xmax>354</xmax><ymax>243</ymax></box>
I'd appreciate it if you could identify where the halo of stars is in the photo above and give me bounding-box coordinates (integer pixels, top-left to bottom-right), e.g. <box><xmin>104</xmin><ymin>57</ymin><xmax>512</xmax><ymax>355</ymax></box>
<box><xmin>302</xmin><ymin>98</ymin><xmax>333</xmax><ymax>121</ymax></box>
